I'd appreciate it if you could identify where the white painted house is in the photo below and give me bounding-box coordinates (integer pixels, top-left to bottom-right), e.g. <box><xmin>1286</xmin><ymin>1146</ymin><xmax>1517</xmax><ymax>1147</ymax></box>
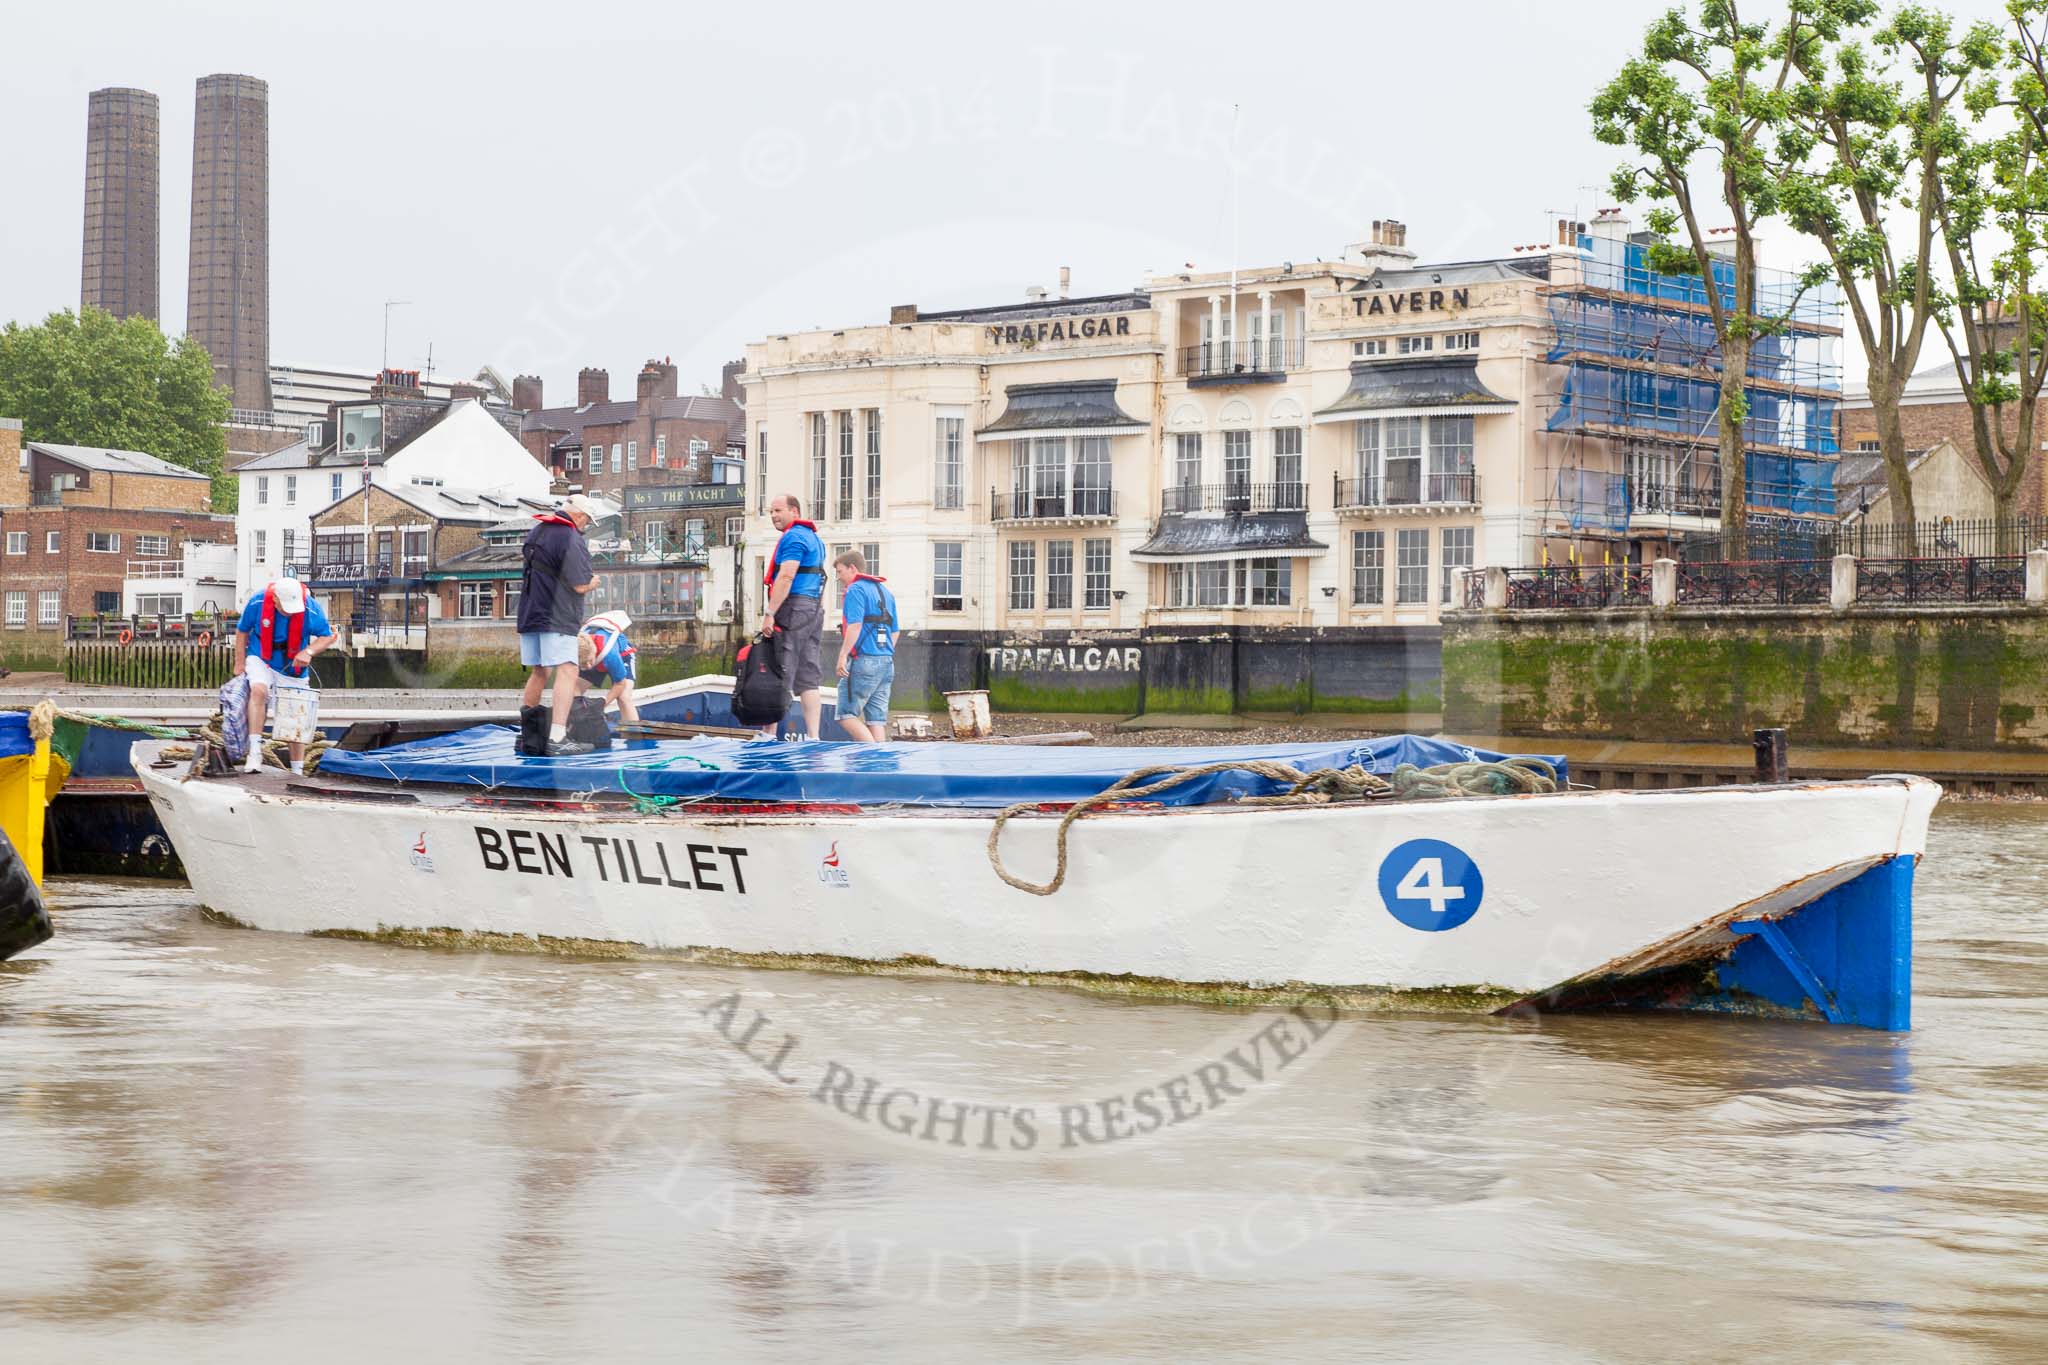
<box><xmin>236</xmin><ymin>398</ymin><xmax>550</xmax><ymax>597</ymax></box>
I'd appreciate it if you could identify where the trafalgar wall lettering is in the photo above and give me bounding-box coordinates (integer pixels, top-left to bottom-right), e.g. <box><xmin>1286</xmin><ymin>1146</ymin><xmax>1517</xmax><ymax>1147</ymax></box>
<box><xmin>985</xmin><ymin>644</ymin><xmax>1142</xmax><ymax>673</ymax></box>
<box><xmin>986</xmin><ymin>316</ymin><xmax>1134</xmax><ymax>347</ymax></box>
<box><xmin>1352</xmin><ymin>288</ymin><xmax>1470</xmax><ymax>318</ymax></box>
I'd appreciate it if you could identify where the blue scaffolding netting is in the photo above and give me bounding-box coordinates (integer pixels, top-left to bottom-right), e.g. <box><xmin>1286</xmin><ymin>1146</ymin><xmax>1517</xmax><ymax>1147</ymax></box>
<box><xmin>1545</xmin><ymin>233</ymin><xmax>1842</xmax><ymax>521</ymax></box>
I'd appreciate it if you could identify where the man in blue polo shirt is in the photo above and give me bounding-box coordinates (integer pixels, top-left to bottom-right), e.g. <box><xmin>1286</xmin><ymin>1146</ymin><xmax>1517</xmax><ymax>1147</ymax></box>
<box><xmin>232</xmin><ymin>576</ymin><xmax>336</xmax><ymax>774</ymax></box>
<box><xmin>761</xmin><ymin>492</ymin><xmax>826</xmax><ymax>740</ymax></box>
<box><xmin>831</xmin><ymin>548</ymin><xmax>897</xmax><ymax>743</ymax></box>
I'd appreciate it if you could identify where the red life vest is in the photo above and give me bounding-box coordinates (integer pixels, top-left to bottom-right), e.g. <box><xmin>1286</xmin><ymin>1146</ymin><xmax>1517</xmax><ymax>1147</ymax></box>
<box><xmin>765</xmin><ymin>521</ymin><xmax>822</xmax><ymax>586</ymax></box>
<box><xmin>258</xmin><ymin>588</ymin><xmax>307</xmax><ymax>677</ymax></box>
<box><xmin>531</xmin><ymin>512</ymin><xmax>577</xmax><ymax>527</ymax></box>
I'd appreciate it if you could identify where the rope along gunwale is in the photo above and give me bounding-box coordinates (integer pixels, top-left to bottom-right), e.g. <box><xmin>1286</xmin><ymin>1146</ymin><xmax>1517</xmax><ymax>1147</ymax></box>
<box><xmin>985</xmin><ymin>756</ymin><xmax>1559</xmax><ymax>897</ymax></box>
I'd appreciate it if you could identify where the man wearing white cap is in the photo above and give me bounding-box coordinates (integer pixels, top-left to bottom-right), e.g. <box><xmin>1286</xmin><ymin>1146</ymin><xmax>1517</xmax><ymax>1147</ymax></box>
<box><xmin>518</xmin><ymin>495</ymin><xmax>600</xmax><ymax>755</ymax></box>
<box><xmin>576</xmin><ymin>609</ymin><xmax>641</xmax><ymax>725</ymax></box>
<box><xmin>232</xmin><ymin>576</ymin><xmax>335</xmax><ymax>774</ymax></box>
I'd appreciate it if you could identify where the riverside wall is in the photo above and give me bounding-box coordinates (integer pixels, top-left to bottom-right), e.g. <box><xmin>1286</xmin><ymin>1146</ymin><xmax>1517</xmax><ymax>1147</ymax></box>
<box><xmin>885</xmin><ymin>626</ymin><xmax>1443</xmax><ymax>716</ymax></box>
<box><xmin>1443</xmin><ymin>605</ymin><xmax>2048</xmax><ymax>752</ymax></box>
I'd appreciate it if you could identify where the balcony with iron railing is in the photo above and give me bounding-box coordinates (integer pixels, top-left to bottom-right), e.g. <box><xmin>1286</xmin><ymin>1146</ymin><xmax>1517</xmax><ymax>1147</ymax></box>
<box><xmin>1333</xmin><ymin>470</ymin><xmax>1480</xmax><ymax>512</ymax></box>
<box><xmin>1160</xmin><ymin>481</ymin><xmax>1309</xmax><ymax>516</ymax></box>
<box><xmin>1179</xmin><ymin>337</ymin><xmax>1308</xmax><ymax>384</ymax></box>
<box><xmin>989</xmin><ymin>487</ymin><xmax>1118</xmax><ymax>523</ymax></box>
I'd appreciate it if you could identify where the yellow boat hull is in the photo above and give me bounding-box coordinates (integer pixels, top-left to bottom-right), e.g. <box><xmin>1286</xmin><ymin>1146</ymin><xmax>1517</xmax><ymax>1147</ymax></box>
<box><xmin>0</xmin><ymin>740</ymin><xmax>68</xmax><ymax>887</ymax></box>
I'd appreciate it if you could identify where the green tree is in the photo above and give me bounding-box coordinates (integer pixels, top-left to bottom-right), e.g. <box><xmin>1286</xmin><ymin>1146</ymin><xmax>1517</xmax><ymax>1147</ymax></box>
<box><xmin>1930</xmin><ymin>1</ymin><xmax>2048</xmax><ymax>537</ymax></box>
<box><xmin>1778</xmin><ymin>4</ymin><xmax>1999</xmax><ymax>539</ymax></box>
<box><xmin>1593</xmin><ymin>1</ymin><xmax>1860</xmax><ymax>557</ymax></box>
<box><xmin>0</xmin><ymin>306</ymin><xmax>233</xmax><ymax>510</ymax></box>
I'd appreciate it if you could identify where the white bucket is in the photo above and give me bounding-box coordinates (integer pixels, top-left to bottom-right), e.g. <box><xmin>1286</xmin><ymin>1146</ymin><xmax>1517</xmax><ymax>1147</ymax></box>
<box><xmin>943</xmin><ymin>688</ymin><xmax>991</xmax><ymax>740</ymax></box>
<box><xmin>266</xmin><ymin>677</ymin><xmax>321</xmax><ymax>746</ymax></box>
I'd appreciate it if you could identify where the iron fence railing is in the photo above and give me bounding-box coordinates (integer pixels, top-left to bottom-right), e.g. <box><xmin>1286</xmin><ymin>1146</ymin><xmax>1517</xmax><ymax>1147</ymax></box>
<box><xmin>1856</xmin><ymin>556</ymin><xmax>2025</xmax><ymax>605</ymax></box>
<box><xmin>1180</xmin><ymin>337</ymin><xmax>1308</xmax><ymax>379</ymax></box>
<box><xmin>989</xmin><ymin>488</ymin><xmax>1118</xmax><ymax>521</ymax></box>
<box><xmin>1502</xmin><ymin>565</ymin><xmax>1653</xmax><ymax>609</ymax></box>
<box><xmin>1675</xmin><ymin>560</ymin><xmax>1833</xmax><ymax>606</ymax></box>
<box><xmin>1161</xmin><ymin>482</ymin><xmax>1308</xmax><ymax>515</ymax></box>
<box><xmin>1477</xmin><ymin>552</ymin><xmax>2035</xmax><ymax>610</ymax></box>
<box><xmin>1680</xmin><ymin>515</ymin><xmax>2048</xmax><ymax>562</ymax></box>
<box><xmin>1333</xmin><ymin>471</ymin><xmax>1479</xmax><ymax>509</ymax></box>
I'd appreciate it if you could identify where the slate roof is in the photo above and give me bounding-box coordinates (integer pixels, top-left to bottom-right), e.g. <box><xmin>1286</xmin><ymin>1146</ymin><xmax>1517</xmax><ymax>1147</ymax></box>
<box><xmin>236</xmin><ymin>440</ymin><xmax>315</xmax><ymax>472</ymax></box>
<box><xmin>1316</xmin><ymin>357</ymin><xmax>1515</xmax><ymax>417</ymax></box>
<box><xmin>28</xmin><ymin>442</ymin><xmax>209</xmax><ymax>480</ymax></box>
<box><xmin>1131</xmin><ymin>513</ymin><xmax>1329</xmax><ymax>560</ymax></box>
<box><xmin>981</xmin><ymin>380</ymin><xmax>1146</xmax><ymax>435</ymax></box>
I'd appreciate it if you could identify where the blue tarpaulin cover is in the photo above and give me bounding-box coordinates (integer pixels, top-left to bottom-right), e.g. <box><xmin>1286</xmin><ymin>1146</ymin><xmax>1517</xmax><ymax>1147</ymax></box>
<box><xmin>0</xmin><ymin>713</ymin><xmax>31</xmax><ymax>762</ymax></box>
<box><xmin>318</xmin><ymin>727</ymin><xmax>1567</xmax><ymax>809</ymax></box>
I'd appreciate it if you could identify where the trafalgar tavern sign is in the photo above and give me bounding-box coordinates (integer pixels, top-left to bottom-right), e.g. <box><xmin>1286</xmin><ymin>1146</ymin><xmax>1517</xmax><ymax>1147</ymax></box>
<box><xmin>986</xmin><ymin>315</ymin><xmax>1135</xmax><ymax>348</ymax></box>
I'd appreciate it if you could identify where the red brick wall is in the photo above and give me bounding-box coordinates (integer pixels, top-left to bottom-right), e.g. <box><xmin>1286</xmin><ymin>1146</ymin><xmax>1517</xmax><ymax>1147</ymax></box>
<box><xmin>1841</xmin><ymin>398</ymin><xmax>2048</xmax><ymax>517</ymax></box>
<box><xmin>577</xmin><ymin>416</ymin><xmax>731</xmax><ymax>499</ymax></box>
<box><xmin>0</xmin><ymin>506</ymin><xmax>235</xmax><ymax>633</ymax></box>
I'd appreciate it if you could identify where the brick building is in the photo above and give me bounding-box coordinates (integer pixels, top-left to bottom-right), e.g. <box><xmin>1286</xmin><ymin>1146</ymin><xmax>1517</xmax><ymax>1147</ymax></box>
<box><xmin>430</xmin><ymin>504</ymin><xmax>705</xmax><ymax>629</ymax></box>
<box><xmin>302</xmin><ymin>479</ymin><xmax>552</xmax><ymax>633</ymax></box>
<box><xmin>0</xmin><ymin>426</ymin><xmax>234</xmax><ymax>642</ymax></box>
<box><xmin>1839</xmin><ymin>325</ymin><xmax>2047</xmax><ymax>516</ymax></box>
<box><xmin>516</xmin><ymin>359</ymin><xmax>743</xmax><ymax>499</ymax></box>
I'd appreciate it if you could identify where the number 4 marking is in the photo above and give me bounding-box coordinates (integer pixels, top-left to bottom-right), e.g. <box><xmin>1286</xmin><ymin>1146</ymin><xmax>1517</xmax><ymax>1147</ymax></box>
<box><xmin>1377</xmin><ymin>838</ymin><xmax>1485</xmax><ymax>932</ymax></box>
<box><xmin>1395</xmin><ymin>857</ymin><xmax>1466</xmax><ymax>916</ymax></box>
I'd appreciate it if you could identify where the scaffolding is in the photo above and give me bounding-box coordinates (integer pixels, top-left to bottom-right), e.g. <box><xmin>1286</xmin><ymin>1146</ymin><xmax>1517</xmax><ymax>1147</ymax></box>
<box><xmin>1541</xmin><ymin>232</ymin><xmax>1843</xmax><ymax>550</ymax></box>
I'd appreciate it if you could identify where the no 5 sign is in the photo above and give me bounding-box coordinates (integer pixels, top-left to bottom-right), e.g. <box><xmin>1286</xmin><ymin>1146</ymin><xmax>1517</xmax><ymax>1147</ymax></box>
<box><xmin>1377</xmin><ymin>838</ymin><xmax>1485</xmax><ymax>932</ymax></box>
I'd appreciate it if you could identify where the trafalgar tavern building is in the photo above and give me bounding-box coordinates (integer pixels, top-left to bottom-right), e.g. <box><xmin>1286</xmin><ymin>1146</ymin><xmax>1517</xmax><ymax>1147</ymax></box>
<box><xmin>741</xmin><ymin>215</ymin><xmax>1841</xmax><ymax>642</ymax></box>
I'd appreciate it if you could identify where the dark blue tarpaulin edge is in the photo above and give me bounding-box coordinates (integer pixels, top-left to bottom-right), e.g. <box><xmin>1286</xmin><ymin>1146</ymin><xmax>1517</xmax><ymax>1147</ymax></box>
<box><xmin>319</xmin><ymin>727</ymin><xmax>1568</xmax><ymax>809</ymax></box>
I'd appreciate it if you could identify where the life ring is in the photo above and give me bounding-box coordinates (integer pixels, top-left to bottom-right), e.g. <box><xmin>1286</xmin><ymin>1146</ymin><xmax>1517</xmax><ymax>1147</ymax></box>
<box><xmin>196</xmin><ymin>630</ymin><xmax>214</xmax><ymax>649</ymax></box>
<box><xmin>117</xmin><ymin>628</ymin><xmax>133</xmax><ymax>646</ymax></box>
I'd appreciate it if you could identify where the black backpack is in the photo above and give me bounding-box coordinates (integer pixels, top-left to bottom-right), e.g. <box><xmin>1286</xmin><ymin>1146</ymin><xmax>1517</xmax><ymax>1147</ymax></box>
<box><xmin>731</xmin><ymin>630</ymin><xmax>791</xmax><ymax>727</ymax></box>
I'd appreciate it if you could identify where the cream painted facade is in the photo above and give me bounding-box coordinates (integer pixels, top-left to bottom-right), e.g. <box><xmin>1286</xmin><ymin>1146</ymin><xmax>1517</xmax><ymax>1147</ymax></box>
<box><xmin>742</xmin><ymin>226</ymin><xmax>1597</xmax><ymax>632</ymax></box>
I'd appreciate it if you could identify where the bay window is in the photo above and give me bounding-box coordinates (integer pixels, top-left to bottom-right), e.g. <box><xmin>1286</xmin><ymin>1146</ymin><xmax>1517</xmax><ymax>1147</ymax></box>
<box><xmin>1352</xmin><ymin>530</ymin><xmax>1384</xmax><ymax>605</ymax></box>
<box><xmin>1395</xmin><ymin>529</ymin><xmax>1429</xmax><ymax>604</ymax></box>
<box><xmin>1008</xmin><ymin>541</ymin><xmax>1036</xmax><ymax>611</ymax></box>
<box><xmin>1046</xmin><ymin>540</ymin><xmax>1074</xmax><ymax>610</ymax></box>
<box><xmin>1272</xmin><ymin>427</ymin><xmax>1303</xmax><ymax>509</ymax></box>
<box><xmin>1428</xmin><ymin>416</ymin><xmax>1474</xmax><ymax>502</ymax></box>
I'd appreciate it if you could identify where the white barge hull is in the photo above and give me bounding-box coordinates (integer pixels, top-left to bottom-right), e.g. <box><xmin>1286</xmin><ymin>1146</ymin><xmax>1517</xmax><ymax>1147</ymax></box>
<box><xmin>135</xmin><ymin>747</ymin><xmax>1939</xmax><ymax>1028</ymax></box>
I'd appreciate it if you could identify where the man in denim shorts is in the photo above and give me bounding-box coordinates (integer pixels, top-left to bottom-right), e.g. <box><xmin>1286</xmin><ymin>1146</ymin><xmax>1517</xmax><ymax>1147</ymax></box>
<box><xmin>831</xmin><ymin>548</ymin><xmax>897</xmax><ymax>743</ymax></box>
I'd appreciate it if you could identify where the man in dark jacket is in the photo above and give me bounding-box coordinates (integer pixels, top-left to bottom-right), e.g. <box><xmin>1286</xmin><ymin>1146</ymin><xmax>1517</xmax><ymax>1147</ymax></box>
<box><xmin>519</xmin><ymin>494</ymin><xmax>599</xmax><ymax>755</ymax></box>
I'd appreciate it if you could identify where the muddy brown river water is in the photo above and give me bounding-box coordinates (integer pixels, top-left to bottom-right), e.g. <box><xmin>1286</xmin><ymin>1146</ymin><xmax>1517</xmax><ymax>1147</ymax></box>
<box><xmin>3</xmin><ymin>804</ymin><xmax>2047</xmax><ymax>1361</ymax></box>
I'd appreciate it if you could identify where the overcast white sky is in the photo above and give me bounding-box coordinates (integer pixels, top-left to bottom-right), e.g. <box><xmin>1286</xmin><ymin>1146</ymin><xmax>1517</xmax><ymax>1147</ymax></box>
<box><xmin>0</xmin><ymin>0</ymin><xmax>2016</xmax><ymax>400</ymax></box>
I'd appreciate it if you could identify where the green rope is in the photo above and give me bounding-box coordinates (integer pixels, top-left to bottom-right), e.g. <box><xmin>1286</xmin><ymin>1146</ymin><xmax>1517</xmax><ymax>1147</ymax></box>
<box><xmin>47</xmin><ymin>707</ymin><xmax>195</xmax><ymax>740</ymax></box>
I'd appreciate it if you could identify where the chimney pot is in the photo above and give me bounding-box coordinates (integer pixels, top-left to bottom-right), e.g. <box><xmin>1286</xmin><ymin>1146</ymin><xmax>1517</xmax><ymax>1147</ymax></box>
<box><xmin>1058</xmin><ymin>266</ymin><xmax>1071</xmax><ymax>299</ymax></box>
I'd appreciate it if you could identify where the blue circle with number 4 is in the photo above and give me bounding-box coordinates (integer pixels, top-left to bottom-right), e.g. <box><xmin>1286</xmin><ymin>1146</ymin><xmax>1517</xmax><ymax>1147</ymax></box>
<box><xmin>1378</xmin><ymin>838</ymin><xmax>1485</xmax><ymax>932</ymax></box>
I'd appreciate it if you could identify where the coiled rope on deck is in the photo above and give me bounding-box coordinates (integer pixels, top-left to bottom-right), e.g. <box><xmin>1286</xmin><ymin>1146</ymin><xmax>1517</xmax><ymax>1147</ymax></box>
<box><xmin>986</xmin><ymin>756</ymin><xmax>1560</xmax><ymax>897</ymax></box>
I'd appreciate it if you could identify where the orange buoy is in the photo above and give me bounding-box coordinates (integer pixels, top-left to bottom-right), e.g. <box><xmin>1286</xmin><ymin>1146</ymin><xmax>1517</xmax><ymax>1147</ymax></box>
<box><xmin>117</xmin><ymin>628</ymin><xmax>133</xmax><ymax>646</ymax></box>
<box><xmin>197</xmin><ymin>630</ymin><xmax>214</xmax><ymax>649</ymax></box>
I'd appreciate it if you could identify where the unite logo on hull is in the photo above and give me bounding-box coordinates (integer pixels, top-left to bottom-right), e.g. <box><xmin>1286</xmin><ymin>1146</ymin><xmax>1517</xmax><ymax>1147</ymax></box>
<box><xmin>409</xmin><ymin>832</ymin><xmax>437</xmax><ymax>875</ymax></box>
<box><xmin>819</xmin><ymin>841</ymin><xmax>850</xmax><ymax>889</ymax></box>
